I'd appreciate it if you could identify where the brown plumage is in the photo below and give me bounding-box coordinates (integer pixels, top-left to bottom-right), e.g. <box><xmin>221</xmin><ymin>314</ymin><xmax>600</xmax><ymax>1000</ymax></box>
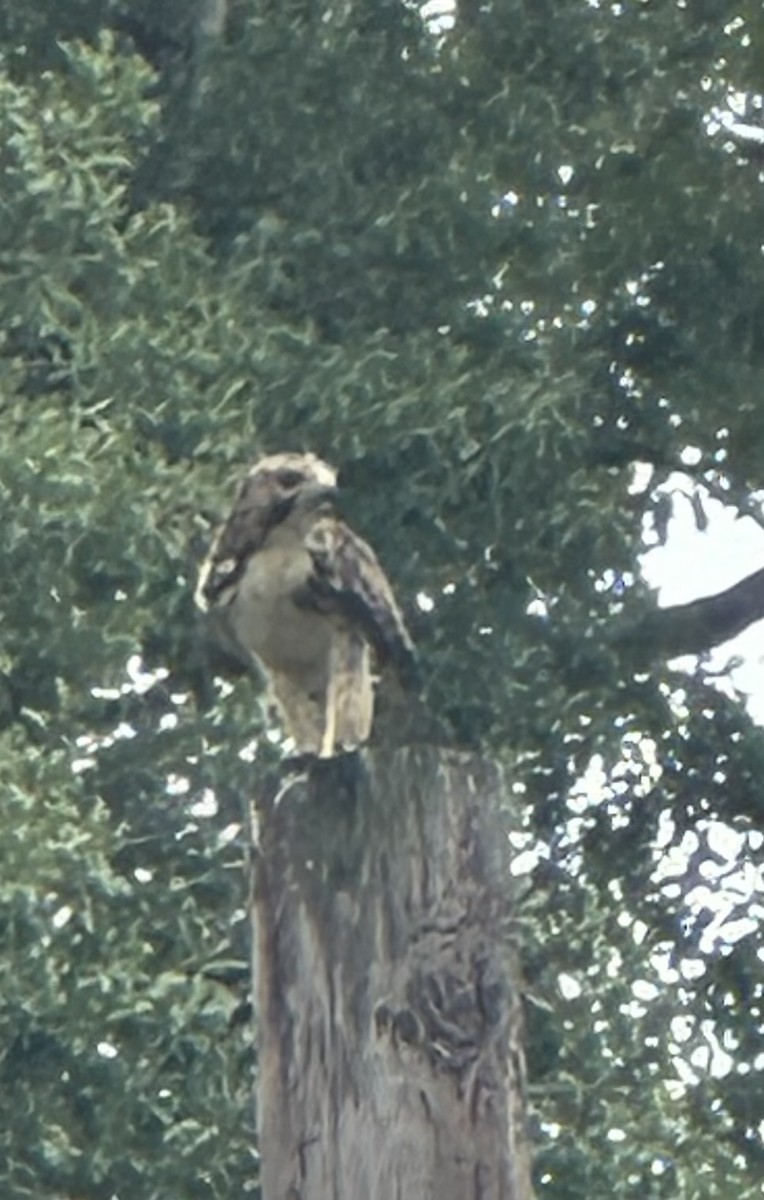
<box><xmin>196</xmin><ymin>452</ymin><xmax>417</xmax><ymax>757</ymax></box>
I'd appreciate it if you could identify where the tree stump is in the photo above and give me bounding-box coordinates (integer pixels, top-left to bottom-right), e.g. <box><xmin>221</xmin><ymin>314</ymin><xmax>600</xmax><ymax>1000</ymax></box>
<box><xmin>251</xmin><ymin>746</ymin><xmax>532</xmax><ymax>1200</ymax></box>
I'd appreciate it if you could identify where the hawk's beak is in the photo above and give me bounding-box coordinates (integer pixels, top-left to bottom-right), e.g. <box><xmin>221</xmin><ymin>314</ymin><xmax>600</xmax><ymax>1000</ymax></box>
<box><xmin>294</xmin><ymin>483</ymin><xmax>340</xmax><ymax>513</ymax></box>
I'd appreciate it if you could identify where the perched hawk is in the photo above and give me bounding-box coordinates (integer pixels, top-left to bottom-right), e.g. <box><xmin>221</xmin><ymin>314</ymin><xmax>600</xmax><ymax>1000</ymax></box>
<box><xmin>195</xmin><ymin>452</ymin><xmax>417</xmax><ymax>757</ymax></box>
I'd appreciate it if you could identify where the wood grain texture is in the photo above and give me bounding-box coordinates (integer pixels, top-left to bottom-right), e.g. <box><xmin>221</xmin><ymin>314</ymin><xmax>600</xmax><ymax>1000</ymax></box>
<box><xmin>251</xmin><ymin>747</ymin><xmax>532</xmax><ymax>1200</ymax></box>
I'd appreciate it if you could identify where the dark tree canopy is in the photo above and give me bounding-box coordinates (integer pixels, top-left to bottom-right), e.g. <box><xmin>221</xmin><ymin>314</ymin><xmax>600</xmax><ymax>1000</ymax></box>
<box><xmin>2</xmin><ymin>2</ymin><xmax>764</xmax><ymax>1198</ymax></box>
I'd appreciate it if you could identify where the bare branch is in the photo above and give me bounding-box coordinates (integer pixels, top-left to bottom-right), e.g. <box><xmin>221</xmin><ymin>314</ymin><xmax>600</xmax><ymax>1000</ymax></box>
<box><xmin>618</xmin><ymin>565</ymin><xmax>764</xmax><ymax>661</ymax></box>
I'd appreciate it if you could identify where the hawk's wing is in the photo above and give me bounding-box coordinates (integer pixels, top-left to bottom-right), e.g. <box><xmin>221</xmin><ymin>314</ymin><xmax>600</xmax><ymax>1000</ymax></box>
<box><xmin>298</xmin><ymin>516</ymin><xmax>419</xmax><ymax>688</ymax></box>
<box><xmin>196</xmin><ymin>473</ymin><xmax>275</xmax><ymax>609</ymax></box>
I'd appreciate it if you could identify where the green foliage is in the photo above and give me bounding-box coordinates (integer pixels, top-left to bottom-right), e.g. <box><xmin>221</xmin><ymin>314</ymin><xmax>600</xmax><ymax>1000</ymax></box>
<box><xmin>0</xmin><ymin>739</ymin><xmax>253</xmax><ymax>1200</ymax></box>
<box><xmin>2</xmin><ymin>2</ymin><xmax>764</xmax><ymax>1198</ymax></box>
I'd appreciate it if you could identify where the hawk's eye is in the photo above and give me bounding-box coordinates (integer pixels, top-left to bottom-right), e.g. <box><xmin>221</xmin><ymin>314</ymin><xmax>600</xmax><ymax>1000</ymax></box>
<box><xmin>275</xmin><ymin>469</ymin><xmax>305</xmax><ymax>489</ymax></box>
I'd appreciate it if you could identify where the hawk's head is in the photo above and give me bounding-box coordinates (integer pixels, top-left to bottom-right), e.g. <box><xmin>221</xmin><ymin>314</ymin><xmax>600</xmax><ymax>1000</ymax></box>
<box><xmin>196</xmin><ymin>453</ymin><xmax>339</xmax><ymax>609</ymax></box>
<box><xmin>247</xmin><ymin>452</ymin><xmax>338</xmax><ymax>524</ymax></box>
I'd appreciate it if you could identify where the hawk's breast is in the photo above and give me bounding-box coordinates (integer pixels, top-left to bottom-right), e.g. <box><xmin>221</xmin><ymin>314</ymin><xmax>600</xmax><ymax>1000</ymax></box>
<box><xmin>229</xmin><ymin>537</ymin><xmax>335</xmax><ymax>675</ymax></box>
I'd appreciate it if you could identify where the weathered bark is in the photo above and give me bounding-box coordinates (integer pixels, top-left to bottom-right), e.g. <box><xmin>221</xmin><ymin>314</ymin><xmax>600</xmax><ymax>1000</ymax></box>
<box><xmin>251</xmin><ymin>746</ymin><xmax>532</xmax><ymax>1200</ymax></box>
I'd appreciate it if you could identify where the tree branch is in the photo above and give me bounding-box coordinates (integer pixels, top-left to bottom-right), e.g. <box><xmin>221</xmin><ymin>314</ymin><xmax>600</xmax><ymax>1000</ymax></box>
<box><xmin>694</xmin><ymin>474</ymin><xmax>764</xmax><ymax>535</ymax></box>
<box><xmin>618</xmin><ymin>565</ymin><xmax>764</xmax><ymax>661</ymax></box>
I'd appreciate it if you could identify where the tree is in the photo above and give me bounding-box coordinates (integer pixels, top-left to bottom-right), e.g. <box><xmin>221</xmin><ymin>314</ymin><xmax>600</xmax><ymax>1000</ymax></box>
<box><xmin>2</xmin><ymin>1</ymin><xmax>764</xmax><ymax>1197</ymax></box>
<box><xmin>253</xmin><ymin>749</ymin><xmax>530</xmax><ymax>1200</ymax></box>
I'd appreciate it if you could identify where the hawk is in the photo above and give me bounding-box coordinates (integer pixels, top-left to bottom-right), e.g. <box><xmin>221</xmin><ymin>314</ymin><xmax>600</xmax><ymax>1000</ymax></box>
<box><xmin>195</xmin><ymin>452</ymin><xmax>417</xmax><ymax>757</ymax></box>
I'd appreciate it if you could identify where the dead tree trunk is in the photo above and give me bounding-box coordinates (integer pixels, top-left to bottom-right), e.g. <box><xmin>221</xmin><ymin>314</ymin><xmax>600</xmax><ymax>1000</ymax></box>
<box><xmin>251</xmin><ymin>746</ymin><xmax>532</xmax><ymax>1200</ymax></box>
